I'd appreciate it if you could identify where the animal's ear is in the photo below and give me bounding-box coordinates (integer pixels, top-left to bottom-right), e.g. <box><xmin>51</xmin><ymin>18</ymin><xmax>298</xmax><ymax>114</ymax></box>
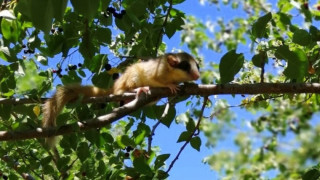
<box><xmin>167</xmin><ymin>54</ymin><xmax>179</xmax><ymax>67</ymax></box>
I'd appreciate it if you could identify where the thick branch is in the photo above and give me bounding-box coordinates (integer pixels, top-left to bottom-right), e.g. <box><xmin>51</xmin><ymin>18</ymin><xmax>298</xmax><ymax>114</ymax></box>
<box><xmin>0</xmin><ymin>83</ymin><xmax>320</xmax><ymax>141</ymax></box>
<box><xmin>1</xmin><ymin>83</ymin><xmax>320</xmax><ymax>105</ymax></box>
<box><xmin>0</xmin><ymin>93</ymin><xmax>137</xmax><ymax>105</ymax></box>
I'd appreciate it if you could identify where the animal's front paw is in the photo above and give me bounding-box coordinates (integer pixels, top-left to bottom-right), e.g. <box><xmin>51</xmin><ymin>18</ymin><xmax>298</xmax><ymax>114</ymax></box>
<box><xmin>134</xmin><ymin>86</ymin><xmax>150</xmax><ymax>98</ymax></box>
<box><xmin>167</xmin><ymin>84</ymin><xmax>179</xmax><ymax>94</ymax></box>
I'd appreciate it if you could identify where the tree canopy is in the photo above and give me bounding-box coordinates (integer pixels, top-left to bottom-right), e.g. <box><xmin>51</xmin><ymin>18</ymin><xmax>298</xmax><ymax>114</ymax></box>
<box><xmin>1</xmin><ymin>0</ymin><xmax>320</xmax><ymax>179</ymax></box>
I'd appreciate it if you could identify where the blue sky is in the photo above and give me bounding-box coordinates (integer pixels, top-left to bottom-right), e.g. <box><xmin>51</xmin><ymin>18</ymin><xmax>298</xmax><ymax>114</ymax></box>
<box><xmin>155</xmin><ymin>1</ymin><xmax>248</xmax><ymax>179</ymax></box>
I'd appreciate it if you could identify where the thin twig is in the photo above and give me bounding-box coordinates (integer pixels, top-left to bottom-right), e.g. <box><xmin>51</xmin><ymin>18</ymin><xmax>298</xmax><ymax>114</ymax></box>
<box><xmin>166</xmin><ymin>96</ymin><xmax>208</xmax><ymax>174</ymax></box>
<box><xmin>155</xmin><ymin>0</ymin><xmax>173</xmax><ymax>55</ymax></box>
<box><xmin>147</xmin><ymin>102</ymin><xmax>171</xmax><ymax>154</ymax></box>
<box><xmin>260</xmin><ymin>53</ymin><xmax>266</xmax><ymax>83</ymax></box>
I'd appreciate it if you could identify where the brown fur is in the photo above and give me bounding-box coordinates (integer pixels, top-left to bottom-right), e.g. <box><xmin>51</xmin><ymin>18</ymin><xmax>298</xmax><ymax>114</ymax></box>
<box><xmin>42</xmin><ymin>52</ymin><xmax>200</xmax><ymax>147</ymax></box>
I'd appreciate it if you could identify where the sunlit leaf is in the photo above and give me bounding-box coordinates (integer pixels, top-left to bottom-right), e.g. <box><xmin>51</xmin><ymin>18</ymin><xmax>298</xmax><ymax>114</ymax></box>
<box><xmin>252</xmin><ymin>12</ymin><xmax>272</xmax><ymax>39</ymax></box>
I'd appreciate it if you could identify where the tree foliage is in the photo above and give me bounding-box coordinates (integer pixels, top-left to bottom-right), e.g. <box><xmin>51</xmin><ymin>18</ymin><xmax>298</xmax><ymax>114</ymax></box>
<box><xmin>0</xmin><ymin>0</ymin><xmax>320</xmax><ymax>179</ymax></box>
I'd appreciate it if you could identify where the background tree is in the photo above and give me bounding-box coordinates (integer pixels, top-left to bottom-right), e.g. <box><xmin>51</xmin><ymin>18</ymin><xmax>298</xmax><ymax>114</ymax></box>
<box><xmin>0</xmin><ymin>0</ymin><xmax>320</xmax><ymax>179</ymax></box>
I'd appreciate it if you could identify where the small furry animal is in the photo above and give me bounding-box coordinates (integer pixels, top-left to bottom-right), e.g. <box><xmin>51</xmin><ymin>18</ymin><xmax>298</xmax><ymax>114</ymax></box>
<box><xmin>42</xmin><ymin>52</ymin><xmax>200</xmax><ymax>147</ymax></box>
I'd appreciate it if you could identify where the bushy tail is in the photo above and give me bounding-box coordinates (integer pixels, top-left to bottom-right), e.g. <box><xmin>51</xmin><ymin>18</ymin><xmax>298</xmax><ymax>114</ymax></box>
<box><xmin>42</xmin><ymin>85</ymin><xmax>112</xmax><ymax>148</ymax></box>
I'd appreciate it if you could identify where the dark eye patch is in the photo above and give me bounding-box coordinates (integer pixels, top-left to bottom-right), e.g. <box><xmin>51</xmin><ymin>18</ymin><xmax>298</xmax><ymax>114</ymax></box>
<box><xmin>176</xmin><ymin>61</ymin><xmax>191</xmax><ymax>72</ymax></box>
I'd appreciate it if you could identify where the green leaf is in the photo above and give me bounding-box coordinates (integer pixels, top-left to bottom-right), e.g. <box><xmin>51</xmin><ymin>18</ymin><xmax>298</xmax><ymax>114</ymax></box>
<box><xmin>8</xmin><ymin>173</ymin><xmax>19</xmax><ymax>180</ymax></box>
<box><xmin>42</xmin><ymin>34</ymin><xmax>64</xmax><ymax>57</ymax></box>
<box><xmin>219</xmin><ymin>50</ymin><xmax>244</xmax><ymax>83</ymax></box>
<box><xmin>1</xmin><ymin>19</ymin><xmax>21</xmax><ymax>43</ymax></box>
<box><xmin>134</xmin><ymin>123</ymin><xmax>151</xmax><ymax>145</ymax></box>
<box><xmin>302</xmin><ymin>169</ymin><xmax>320</xmax><ymax>180</ymax></box>
<box><xmin>43</xmin><ymin>165</ymin><xmax>55</xmax><ymax>174</ymax></box>
<box><xmin>52</xmin><ymin>0</ymin><xmax>68</xmax><ymax>22</ymax></box>
<box><xmin>57</xmin><ymin>156</ymin><xmax>70</xmax><ymax>171</ymax></box>
<box><xmin>160</xmin><ymin>105</ymin><xmax>176</xmax><ymax>128</ymax></box>
<box><xmin>143</xmin><ymin>105</ymin><xmax>158</xmax><ymax>119</ymax></box>
<box><xmin>94</xmin><ymin>28</ymin><xmax>112</xmax><ymax>44</ymax></box>
<box><xmin>80</xmin><ymin>158</ymin><xmax>95</xmax><ymax>178</ymax></box>
<box><xmin>125</xmin><ymin>118</ymin><xmax>135</xmax><ymax>133</ymax></box>
<box><xmin>125</xmin><ymin>1</ymin><xmax>147</xmax><ymax>18</ymax></box>
<box><xmin>277</xmin><ymin>12</ymin><xmax>292</xmax><ymax>28</ymax></box>
<box><xmin>186</xmin><ymin>118</ymin><xmax>196</xmax><ymax>132</ymax></box>
<box><xmin>156</xmin><ymin>170</ymin><xmax>169</xmax><ymax>179</ymax></box>
<box><xmin>115</xmin><ymin>15</ymin><xmax>133</xmax><ymax>32</ymax></box>
<box><xmin>16</xmin><ymin>61</ymin><xmax>47</xmax><ymax>93</ymax></box>
<box><xmin>165</xmin><ymin>16</ymin><xmax>184</xmax><ymax>38</ymax></box>
<box><xmin>252</xmin><ymin>52</ymin><xmax>268</xmax><ymax>68</ymax></box>
<box><xmin>190</xmin><ymin>136</ymin><xmax>201</xmax><ymax>151</ymax></box>
<box><xmin>133</xmin><ymin>156</ymin><xmax>152</xmax><ymax>176</ymax></box>
<box><xmin>61</xmin><ymin>70</ymin><xmax>82</xmax><ymax>85</ymax></box>
<box><xmin>40</xmin><ymin>156</ymin><xmax>52</xmax><ymax>167</ymax></box>
<box><xmin>275</xmin><ymin>46</ymin><xmax>308</xmax><ymax>82</ymax></box>
<box><xmin>16</xmin><ymin>0</ymin><xmax>67</xmax><ymax>33</ymax></box>
<box><xmin>79</xmin><ymin>33</ymin><xmax>97</xmax><ymax>60</ymax></box>
<box><xmin>85</xmin><ymin>129</ymin><xmax>100</xmax><ymax>146</ymax></box>
<box><xmin>70</xmin><ymin>0</ymin><xmax>99</xmax><ymax>20</ymax></box>
<box><xmin>154</xmin><ymin>154</ymin><xmax>170</xmax><ymax>170</ymax></box>
<box><xmin>252</xmin><ymin>12</ymin><xmax>272</xmax><ymax>39</ymax></box>
<box><xmin>292</xmin><ymin>29</ymin><xmax>311</xmax><ymax>46</ymax></box>
<box><xmin>98</xmin><ymin>160</ymin><xmax>107</xmax><ymax>175</ymax></box>
<box><xmin>100</xmin><ymin>13</ymin><xmax>113</xmax><ymax>26</ymax></box>
<box><xmin>177</xmin><ymin>131</ymin><xmax>192</xmax><ymax>142</ymax></box>
<box><xmin>0</xmin><ymin>104</ymin><xmax>12</xmax><ymax>120</ymax></box>
<box><xmin>85</xmin><ymin>54</ymin><xmax>108</xmax><ymax>73</ymax></box>
<box><xmin>92</xmin><ymin>71</ymin><xmax>113</xmax><ymax>89</ymax></box>
<box><xmin>172</xmin><ymin>0</ymin><xmax>186</xmax><ymax>5</ymax></box>
<box><xmin>310</xmin><ymin>26</ymin><xmax>320</xmax><ymax>41</ymax></box>
<box><xmin>60</xmin><ymin>134</ymin><xmax>78</xmax><ymax>152</ymax></box>
<box><xmin>77</xmin><ymin>142</ymin><xmax>90</xmax><ymax>162</ymax></box>
<box><xmin>116</xmin><ymin>135</ymin><xmax>135</xmax><ymax>149</ymax></box>
<box><xmin>101</xmin><ymin>132</ymin><xmax>114</xmax><ymax>144</ymax></box>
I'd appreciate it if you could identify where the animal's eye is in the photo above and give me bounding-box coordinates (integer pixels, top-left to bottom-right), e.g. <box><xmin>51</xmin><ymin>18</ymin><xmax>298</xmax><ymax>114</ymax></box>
<box><xmin>176</xmin><ymin>61</ymin><xmax>191</xmax><ymax>72</ymax></box>
<box><xmin>196</xmin><ymin>63</ymin><xmax>200</xmax><ymax>70</ymax></box>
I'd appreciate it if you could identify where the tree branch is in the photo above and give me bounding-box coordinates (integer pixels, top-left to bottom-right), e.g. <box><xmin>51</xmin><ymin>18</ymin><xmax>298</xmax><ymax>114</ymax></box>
<box><xmin>166</xmin><ymin>96</ymin><xmax>208</xmax><ymax>174</ymax></box>
<box><xmin>155</xmin><ymin>0</ymin><xmax>173</xmax><ymax>54</ymax></box>
<box><xmin>148</xmin><ymin>102</ymin><xmax>171</xmax><ymax>154</ymax></box>
<box><xmin>2</xmin><ymin>83</ymin><xmax>320</xmax><ymax>105</ymax></box>
<box><xmin>0</xmin><ymin>83</ymin><xmax>320</xmax><ymax>141</ymax></box>
<box><xmin>0</xmin><ymin>94</ymin><xmax>159</xmax><ymax>141</ymax></box>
